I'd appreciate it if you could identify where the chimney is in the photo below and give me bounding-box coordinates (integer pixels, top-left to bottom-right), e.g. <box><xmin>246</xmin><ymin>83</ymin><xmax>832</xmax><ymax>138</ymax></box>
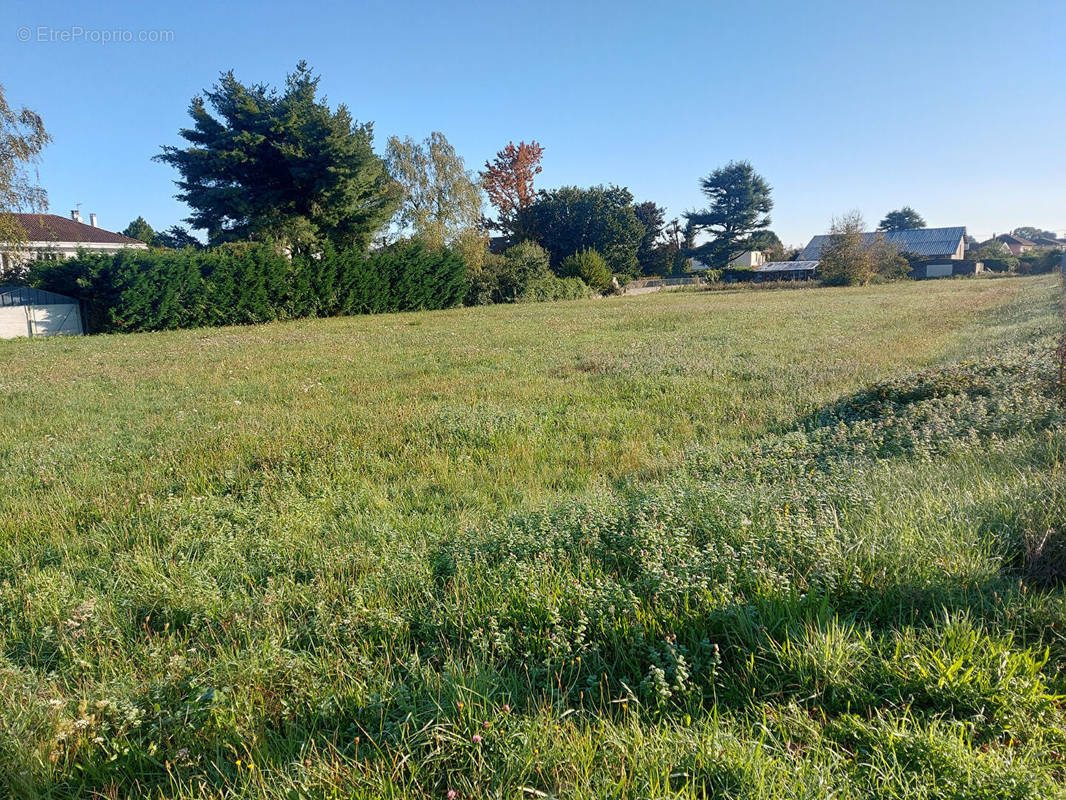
<box><xmin>71</xmin><ymin>209</ymin><xmax>82</xmax><ymax>223</ymax></box>
<box><xmin>89</xmin><ymin>213</ymin><xmax>98</xmax><ymax>228</ymax></box>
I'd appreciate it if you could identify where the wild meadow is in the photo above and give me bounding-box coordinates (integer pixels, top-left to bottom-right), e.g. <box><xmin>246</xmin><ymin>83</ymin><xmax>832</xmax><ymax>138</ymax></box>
<box><xmin>0</xmin><ymin>274</ymin><xmax>1063</xmax><ymax>798</ymax></box>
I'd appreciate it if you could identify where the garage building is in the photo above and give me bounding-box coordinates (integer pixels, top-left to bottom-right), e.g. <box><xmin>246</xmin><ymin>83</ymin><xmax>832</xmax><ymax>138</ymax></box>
<box><xmin>0</xmin><ymin>286</ymin><xmax>84</xmax><ymax>339</ymax></box>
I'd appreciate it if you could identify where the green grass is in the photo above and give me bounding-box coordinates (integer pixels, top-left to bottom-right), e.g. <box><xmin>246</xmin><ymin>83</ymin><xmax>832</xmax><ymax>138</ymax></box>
<box><xmin>0</xmin><ymin>274</ymin><xmax>1063</xmax><ymax>798</ymax></box>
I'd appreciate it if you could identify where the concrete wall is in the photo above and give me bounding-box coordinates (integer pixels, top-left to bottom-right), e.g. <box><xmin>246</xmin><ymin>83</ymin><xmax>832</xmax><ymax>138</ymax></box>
<box><xmin>0</xmin><ymin>303</ymin><xmax>83</xmax><ymax>338</ymax></box>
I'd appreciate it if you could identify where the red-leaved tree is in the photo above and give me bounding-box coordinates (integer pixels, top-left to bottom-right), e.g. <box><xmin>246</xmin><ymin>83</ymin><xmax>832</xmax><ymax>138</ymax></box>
<box><xmin>480</xmin><ymin>140</ymin><xmax>544</xmax><ymax>236</ymax></box>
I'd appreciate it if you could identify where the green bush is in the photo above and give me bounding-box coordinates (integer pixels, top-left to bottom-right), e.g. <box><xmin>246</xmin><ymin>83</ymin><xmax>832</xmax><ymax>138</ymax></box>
<box><xmin>971</xmin><ymin>242</ymin><xmax>1019</xmax><ymax>272</ymax></box>
<box><xmin>982</xmin><ymin>258</ymin><xmax>1015</xmax><ymax>273</ymax></box>
<box><xmin>520</xmin><ymin>273</ymin><xmax>594</xmax><ymax>302</ymax></box>
<box><xmin>26</xmin><ymin>239</ymin><xmax>468</xmax><ymax>333</ymax></box>
<box><xmin>559</xmin><ymin>248</ymin><xmax>611</xmax><ymax>293</ymax></box>
<box><xmin>465</xmin><ymin>241</ymin><xmax>591</xmax><ymax>305</ymax></box>
<box><xmin>1018</xmin><ymin>249</ymin><xmax>1062</xmax><ymax>275</ymax></box>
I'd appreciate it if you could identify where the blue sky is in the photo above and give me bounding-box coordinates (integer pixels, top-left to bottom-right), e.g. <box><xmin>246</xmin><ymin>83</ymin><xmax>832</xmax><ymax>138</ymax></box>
<box><xmin>3</xmin><ymin>0</ymin><xmax>1064</xmax><ymax>245</ymax></box>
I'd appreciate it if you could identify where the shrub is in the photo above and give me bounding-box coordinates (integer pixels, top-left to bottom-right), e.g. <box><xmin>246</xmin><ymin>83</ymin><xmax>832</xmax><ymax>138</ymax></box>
<box><xmin>970</xmin><ymin>241</ymin><xmax>1019</xmax><ymax>272</ymax></box>
<box><xmin>520</xmin><ymin>273</ymin><xmax>593</xmax><ymax>303</ymax></box>
<box><xmin>1018</xmin><ymin>249</ymin><xmax>1062</xmax><ymax>275</ymax></box>
<box><xmin>818</xmin><ymin>212</ymin><xmax>872</xmax><ymax>286</ymax></box>
<box><xmin>559</xmin><ymin>248</ymin><xmax>611</xmax><ymax>293</ymax></box>
<box><xmin>26</xmin><ymin>238</ymin><xmax>467</xmax><ymax>333</ymax></box>
<box><xmin>465</xmin><ymin>241</ymin><xmax>570</xmax><ymax>305</ymax></box>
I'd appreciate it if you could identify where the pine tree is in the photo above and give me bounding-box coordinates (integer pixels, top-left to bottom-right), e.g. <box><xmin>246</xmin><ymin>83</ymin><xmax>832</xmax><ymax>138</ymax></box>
<box><xmin>156</xmin><ymin>62</ymin><xmax>399</xmax><ymax>251</ymax></box>
<box><xmin>685</xmin><ymin>161</ymin><xmax>772</xmax><ymax>268</ymax></box>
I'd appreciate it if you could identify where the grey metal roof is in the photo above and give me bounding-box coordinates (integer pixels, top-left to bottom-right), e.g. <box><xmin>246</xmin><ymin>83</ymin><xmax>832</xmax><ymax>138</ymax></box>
<box><xmin>754</xmin><ymin>260</ymin><xmax>819</xmax><ymax>272</ymax></box>
<box><xmin>800</xmin><ymin>227</ymin><xmax>966</xmax><ymax>261</ymax></box>
<box><xmin>0</xmin><ymin>285</ymin><xmax>78</xmax><ymax>307</ymax></box>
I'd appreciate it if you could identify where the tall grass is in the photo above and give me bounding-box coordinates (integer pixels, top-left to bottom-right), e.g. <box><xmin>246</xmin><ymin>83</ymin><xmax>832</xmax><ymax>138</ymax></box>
<box><xmin>0</xmin><ymin>275</ymin><xmax>1062</xmax><ymax>798</ymax></box>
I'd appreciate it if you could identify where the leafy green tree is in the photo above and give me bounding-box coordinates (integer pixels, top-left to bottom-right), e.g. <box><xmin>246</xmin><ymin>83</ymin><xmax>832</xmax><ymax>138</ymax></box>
<box><xmin>467</xmin><ymin>240</ymin><xmax>551</xmax><ymax>304</ymax></box>
<box><xmin>0</xmin><ymin>84</ymin><xmax>51</xmax><ymax>277</ymax></box>
<box><xmin>387</xmin><ymin>131</ymin><xmax>483</xmax><ymax>251</ymax></box>
<box><xmin>869</xmin><ymin>235</ymin><xmax>910</xmax><ymax>279</ymax></box>
<box><xmin>685</xmin><ymin>161</ymin><xmax>772</xmax><ymax>268</ymax></box>
<box><xmin>560</xmin><ymin>248</ymin><xmax>611</xmax><ymax>293</ymax></box>
<box><xmin>819</xmin><ymin>211</ymin><xmax>873</xmax><ymax>286</ymax></box>
<box><xmin>121</xmin><ymin>216</ymin><xmax>156</xmax><ymax>244</ymax></box>
<box><xmin>667</xmin><ymin>219</ymin><xmax>697</xmax><ymax>276</ymax></box>
<box><xmin>748</xmin><ymin>229</ymin><xmax>791</xmax><ymax>262</ymax></box>
<box><xmin>516</xmin><ymin>185</ymin><xmax>645</xmax><ymax>276</ymax></box>
<box><xmin>1012</xmin><ymin>226</ymin><xmax>1057</xmax><ymax>241</ymax></box>
<box><xmin>877</xmin><ymin>207</ymin><xmax>926</xmax><ymax>231</ymax></box>
<box><xmin>634</xmin><ymin>201</ymin><xmax>667</xmax><ymax>276</ymax></box>
<box><xmin>156</xmin><ymin>62</ymin><xmax>399</xmax><ymax>251</ymax></box>
<box><xmin>970</xmin><ymin>240</ymin><xmax>1019</xmax><ymax>271</ymax></box>
<box><xmin>153</xmin><ymin>225</ymin><xmax>203</xmax><ymax>249</ymax></box>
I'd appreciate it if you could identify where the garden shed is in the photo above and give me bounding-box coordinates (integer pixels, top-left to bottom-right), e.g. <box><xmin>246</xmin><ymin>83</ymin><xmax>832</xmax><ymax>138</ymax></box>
<box><xmin>0</xmin><ymin>286</ymin><xmax>84</xmax><ymax>339</ymax></box>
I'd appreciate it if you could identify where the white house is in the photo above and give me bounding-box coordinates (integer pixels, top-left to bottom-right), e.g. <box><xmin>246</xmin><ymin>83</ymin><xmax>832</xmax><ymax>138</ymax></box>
<box><xmin>689</xmin><ymin>249</ymin><xmax>768</xmax><ymax>272</ymax></box>
<box><xmin>1</xmin><ymin>211</ymin><xmax>147</xmax><ymax>273</ymax></box>
<box><xmin>727</xmin><ymin>250</ymin><xmax>767</xmax><ymax>268</ymax></box>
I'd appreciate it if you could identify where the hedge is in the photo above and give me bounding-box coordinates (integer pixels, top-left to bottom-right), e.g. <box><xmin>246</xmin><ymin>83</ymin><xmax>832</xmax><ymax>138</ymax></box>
<box><xmin>26</xmin><ymin>240</ymin><xmax>468</xmax><ymax>334</ymax></box>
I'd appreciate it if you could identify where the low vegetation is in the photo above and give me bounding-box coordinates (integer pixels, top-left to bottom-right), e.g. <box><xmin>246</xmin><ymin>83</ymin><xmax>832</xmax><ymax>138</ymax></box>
<box><xmin>0</xmin><ymin>275</ymin><xmax>1062</xmax><ymax>798</ymax></box>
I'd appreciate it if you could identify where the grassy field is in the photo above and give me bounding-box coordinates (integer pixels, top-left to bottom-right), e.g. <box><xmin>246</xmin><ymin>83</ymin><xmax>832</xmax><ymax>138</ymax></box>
<box><xmin>0</xmin><ymin>274</ymin><xmax>1063</xmax><ymax>798</ymax></box>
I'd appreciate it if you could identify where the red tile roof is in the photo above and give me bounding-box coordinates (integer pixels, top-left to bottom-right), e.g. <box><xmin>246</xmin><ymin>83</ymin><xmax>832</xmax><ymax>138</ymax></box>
<box><xmin>995</xmin><ymin>233</ymin><xmax>1037</xmax><ymax>247</ymax></box>
<box><xmin>7</xmin><ymin>213</ymin><xmax>146</xmax><ymax>245</ymax></box>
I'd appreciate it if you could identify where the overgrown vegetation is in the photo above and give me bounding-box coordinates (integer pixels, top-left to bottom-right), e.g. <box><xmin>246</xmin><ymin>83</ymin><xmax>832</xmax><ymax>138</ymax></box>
<box><xmin>0</xmin><ymin>276</ymin><xmax>1062</xmax><ymax>798</ymax></box>
<box><xmin>465</xmin><ymin>240</ymin><xmax>592</xmax><ymax>305</ymax></box>
<box><xmin>559</xmin><ymin>247</ymin><xmax>612</xmax><ymax>293</ymax></box>
<box><xmin>819</xmin><ymin>210</ymin><xmax>910</xmax><ymax>285</ymax></box>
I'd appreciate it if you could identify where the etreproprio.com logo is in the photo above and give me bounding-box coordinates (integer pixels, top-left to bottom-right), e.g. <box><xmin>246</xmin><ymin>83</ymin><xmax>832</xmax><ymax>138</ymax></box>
<box><xmin>16</xmin><ymin>26</ymin><xmax>175</xmax><ymax>44</ymax></box>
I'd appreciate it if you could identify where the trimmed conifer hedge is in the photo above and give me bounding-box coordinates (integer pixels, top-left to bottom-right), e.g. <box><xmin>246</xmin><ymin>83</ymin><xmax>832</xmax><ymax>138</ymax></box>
<box><xmin>26</xmin><ymin>240</ymin><xmax>468</xmax><ymax>334</ymax></box>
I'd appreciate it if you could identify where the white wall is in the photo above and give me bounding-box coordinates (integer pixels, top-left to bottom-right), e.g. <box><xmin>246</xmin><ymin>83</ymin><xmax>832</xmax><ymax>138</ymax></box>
<box><xmin>728</xmin><ymin>251</ymin><xmax>766</xmax><ymax>267</ymax></box>
<box><xmin>0</xmin><ymin>240</ymin><xmax>148</xmax><ymax>271</ymax></box>
<box><xmin>0</xmin><ymin>304</ymin><xmax>83</xmax><ymax>338</ymax></box>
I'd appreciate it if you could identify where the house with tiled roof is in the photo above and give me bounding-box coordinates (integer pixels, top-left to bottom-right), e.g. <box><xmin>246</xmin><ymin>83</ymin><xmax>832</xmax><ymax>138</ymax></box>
<box><xmin>1031</xmin><ymin>237</ymin><xmax>1066</xmax><ymax>250</ymax></box>
<box><xmin>1</xmin><ymin>211</ymin><xmax>147</xmax><ymax>273</ymax></box>
<box><xmin>993</xmin><ymin>233</ymin><xmax>1037</xmax><ymax>255</ymax></box>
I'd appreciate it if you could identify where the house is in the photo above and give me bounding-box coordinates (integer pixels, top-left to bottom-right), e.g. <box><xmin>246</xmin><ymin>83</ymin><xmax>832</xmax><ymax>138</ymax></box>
<box><xmin>800</xmin><ymin>226</ymin><xmax>967</xmax><ymax>262</ymax></box>
<box><xmin>0</xmin><ymin>285</ymin><xmax>84</xmax><ymax>338</ymax></box>
<box><xmin>728</xmin><ymin>250</ymin><xmax>767</xmax><ymax>268</ymax></box>
<box><xmin>1031</xmin><ymin>237</ymin><xmax>1066</xmax><ymax>250</ymax></box>
<box><xmin>0</xmin><ymin>211</ymin><xmax>147</xmax><ymax>273</ymax></box>
<box><xmin>993</xmin><ymin>233</ymin><xmax>1037</xmax><ymax>255</ymax></box>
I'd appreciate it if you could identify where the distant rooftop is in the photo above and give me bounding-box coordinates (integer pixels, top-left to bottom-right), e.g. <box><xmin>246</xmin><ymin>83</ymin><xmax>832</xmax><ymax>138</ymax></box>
<box><xmin>995</xmin><ymin>233</ymin><xmax>1037</xmax><ymax>246</ymax></box>
<box><xmin>4</xmin><ymin>213</ymin><xmax>145</xmax><ymax>246</ymax></box>
<box><xmin>800</xmin><ymin>227</ymin><xmax>966</xmax><ymax>261</ymax></box>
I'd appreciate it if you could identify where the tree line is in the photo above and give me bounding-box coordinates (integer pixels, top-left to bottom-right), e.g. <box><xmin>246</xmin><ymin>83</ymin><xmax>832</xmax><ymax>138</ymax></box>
<box><xmin>3</xmin><ymin>61</ymin><xmax>784</xmax><ymax>331</ymax></box>
<box><xmin>139</xmin><ymin>63</ymin><xmax>783</xmax><ymax>290</ymax></box>
<box><xmin>6</xmin><ymin>67</ymin><xmax>1055</xmax><ymax>324</ymax></box>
